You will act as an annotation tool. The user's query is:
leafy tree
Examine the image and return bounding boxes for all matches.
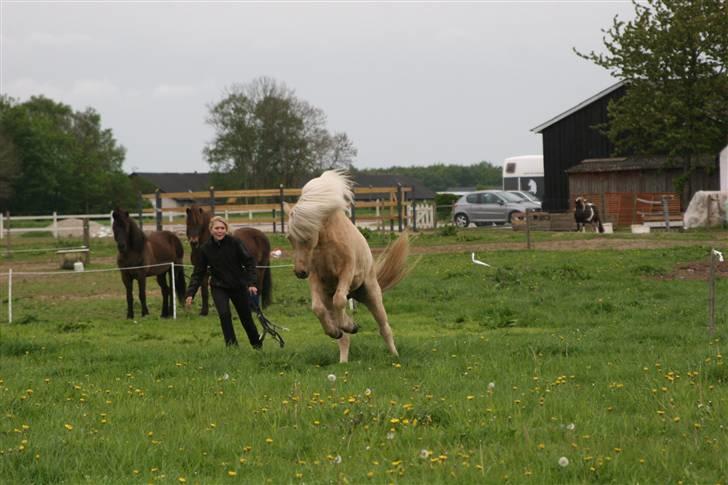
[204,77,356,188]
[0,95,134,214]
[356,161,502,192]
[576,0,728,196]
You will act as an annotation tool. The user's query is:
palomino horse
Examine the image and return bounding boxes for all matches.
[185,205,273,314]
[287,170,410,363]
[574,197,605,233]
[112,209,186,319]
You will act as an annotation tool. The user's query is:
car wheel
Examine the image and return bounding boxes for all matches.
[454,213,469,228]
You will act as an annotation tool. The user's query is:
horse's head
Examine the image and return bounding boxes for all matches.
[186,205,208,248]
[286,205,320,279]
[574,197,586,210]
[112,208,131,252]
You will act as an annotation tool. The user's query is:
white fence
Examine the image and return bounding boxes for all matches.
[1,203,436,239]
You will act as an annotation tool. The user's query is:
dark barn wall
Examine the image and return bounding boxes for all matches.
[541,85,627,211]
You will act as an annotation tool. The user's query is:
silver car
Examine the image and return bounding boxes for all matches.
[452,190,541,227]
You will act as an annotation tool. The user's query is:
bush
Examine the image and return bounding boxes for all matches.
[434,193,460,221]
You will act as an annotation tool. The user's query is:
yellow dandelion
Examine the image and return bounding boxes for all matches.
[673,416,681,423]
[64,424,73,431]
[265,438,273,444]
[178,477,187,483]
[537,443,545,449]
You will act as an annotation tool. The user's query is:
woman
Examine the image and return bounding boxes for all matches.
[185,216,261,348]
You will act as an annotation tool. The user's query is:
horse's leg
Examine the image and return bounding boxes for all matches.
[138,274,149,317]
[361,282,399,358]
[309,276,343,339]
[332,266,358,334]
[200,272,210,316]
[337,333,352,364]
[157,272,170,318]
[122,272,134,319]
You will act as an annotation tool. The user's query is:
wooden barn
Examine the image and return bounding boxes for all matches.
[531,81,627,212]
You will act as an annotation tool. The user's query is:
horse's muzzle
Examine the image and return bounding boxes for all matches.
[295,270,308,279]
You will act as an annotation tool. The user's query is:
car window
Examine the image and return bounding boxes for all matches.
[482,193,499,204]
[510,191,528,201]
[465,193,480,204]
[499,192,523,203]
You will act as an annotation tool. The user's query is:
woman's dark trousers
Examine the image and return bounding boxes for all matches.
[211,286,261,347]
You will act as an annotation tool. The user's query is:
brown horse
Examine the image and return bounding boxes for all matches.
[287,170,411,363]
[185,205,273,313]
[112,208,186,319]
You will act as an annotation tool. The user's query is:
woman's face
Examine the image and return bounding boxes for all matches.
[211,221,227,241]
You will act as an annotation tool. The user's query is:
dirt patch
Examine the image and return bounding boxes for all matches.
[659,261,728,281]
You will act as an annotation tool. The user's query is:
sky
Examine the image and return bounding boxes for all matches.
[1,1,635,174]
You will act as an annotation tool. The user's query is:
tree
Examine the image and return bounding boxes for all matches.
[204,77,356,188]
[357,161,501,192]
[0,95,134,214]
[576,0,728,197]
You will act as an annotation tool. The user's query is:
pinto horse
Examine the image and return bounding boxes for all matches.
[574,197,605,233]
[112,209,186,319]
[185,205,273,314]
[287,170,410,363]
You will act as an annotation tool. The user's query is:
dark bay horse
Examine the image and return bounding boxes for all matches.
[112,209,186,319]
[185,205,273,313]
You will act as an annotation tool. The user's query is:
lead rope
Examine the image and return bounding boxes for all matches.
[249,294,288,348]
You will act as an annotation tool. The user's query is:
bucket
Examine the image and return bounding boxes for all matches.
[73,261,85,272]
[602,222,613,234]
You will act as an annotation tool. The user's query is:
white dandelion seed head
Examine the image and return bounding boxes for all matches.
[386,431,395,440]
[223,373,230,380]
[566,423,575,431]
[333,455,342,464]
[364,388,372,396]
[327,374,336,383]
[487,382,495,390]
[558,456,569,467]
[419,449,430,459]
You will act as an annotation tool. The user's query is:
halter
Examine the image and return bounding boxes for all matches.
[249,294,287,348]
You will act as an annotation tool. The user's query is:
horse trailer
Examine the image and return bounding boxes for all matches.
[502,155,544,201]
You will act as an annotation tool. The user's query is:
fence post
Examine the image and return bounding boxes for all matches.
[171,263,177,320]
[83,219,90,265]
[525,209,532,250]
[52,211,58,239]
[272,209,277,233]
[209,186,216,216]
[412,187,417,232]
[8,268,12,323]
[662,196,671,232]
[0,212,3,240]
[155,189,162,231]
[397,184,403,232]
[137,192,144,230]
[279,185,285,233]
[5,211,10,258]
[708,250,717,335]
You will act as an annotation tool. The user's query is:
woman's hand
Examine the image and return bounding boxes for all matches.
[248,286,258,296]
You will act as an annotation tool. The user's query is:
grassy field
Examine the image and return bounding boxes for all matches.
[1,228,727,483]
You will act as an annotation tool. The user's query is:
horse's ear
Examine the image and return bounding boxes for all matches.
[198,207,204,215]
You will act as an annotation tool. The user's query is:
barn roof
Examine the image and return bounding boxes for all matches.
[565,155,716,174]
[130,172,211,193]
[531,81,626,133]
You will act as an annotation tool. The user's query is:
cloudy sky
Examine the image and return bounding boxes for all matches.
[1,1,634,173]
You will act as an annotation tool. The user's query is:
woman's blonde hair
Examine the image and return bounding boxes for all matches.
[208,215,229,233]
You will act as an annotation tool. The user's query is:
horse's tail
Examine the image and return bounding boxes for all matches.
[597,219,605,233]
[375,232,411,292]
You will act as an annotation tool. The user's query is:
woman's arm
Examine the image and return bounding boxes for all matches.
[186,249,208,299]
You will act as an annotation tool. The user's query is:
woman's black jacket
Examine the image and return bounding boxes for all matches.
[186,234,257,298]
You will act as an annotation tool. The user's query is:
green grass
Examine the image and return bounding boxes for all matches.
[1,232,728,483]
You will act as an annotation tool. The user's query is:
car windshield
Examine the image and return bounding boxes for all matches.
[510,192,530,201]
[498,191,524,203]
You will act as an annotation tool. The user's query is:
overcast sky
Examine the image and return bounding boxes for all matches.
[1,1,634,173]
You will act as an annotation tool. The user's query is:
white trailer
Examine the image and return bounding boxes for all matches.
[502,155,544,199]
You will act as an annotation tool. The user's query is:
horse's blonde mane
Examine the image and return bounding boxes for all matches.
[288,170,353,242]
